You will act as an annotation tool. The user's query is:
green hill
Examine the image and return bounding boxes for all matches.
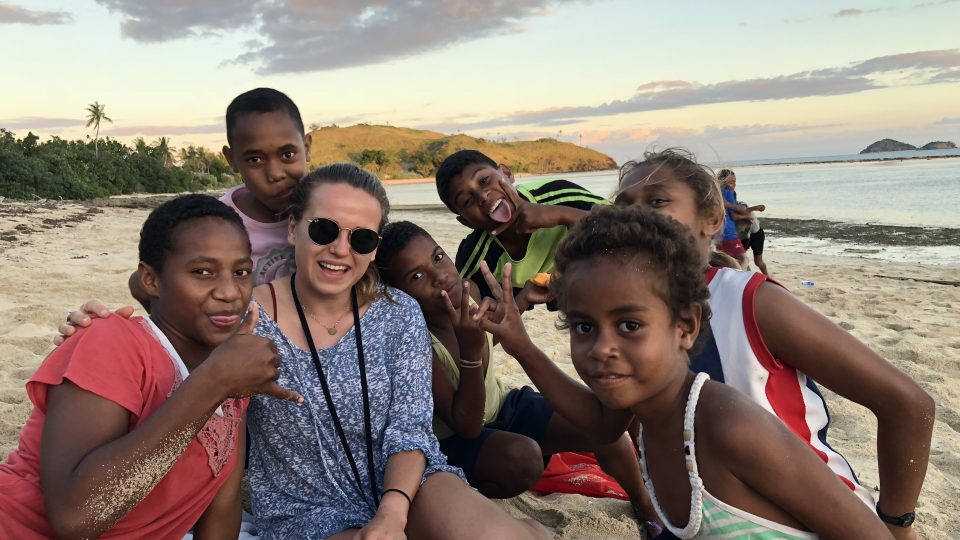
[307,124,616,179]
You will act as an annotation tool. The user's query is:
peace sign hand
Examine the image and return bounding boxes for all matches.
[475,263,534,359]
[441,281,488,367]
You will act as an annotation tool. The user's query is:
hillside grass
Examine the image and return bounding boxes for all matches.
[307,124,616,179]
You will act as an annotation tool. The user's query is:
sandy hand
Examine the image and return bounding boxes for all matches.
[207,301,304,404]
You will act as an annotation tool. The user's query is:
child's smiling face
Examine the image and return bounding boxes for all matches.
[386,234,464,312]
[563,255,697,411]
[147,217,254,350]
[448,163,516,231]
[224,110,311,215]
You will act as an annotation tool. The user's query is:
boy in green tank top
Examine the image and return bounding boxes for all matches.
[375,221,657,529]
[435,150,607,309]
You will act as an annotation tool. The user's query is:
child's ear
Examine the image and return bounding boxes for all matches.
[456,215,474,228]
[138,262,161,299]
[700,205,724,239]
[222,145,239,173]
[498,163,516,185]
[676,303,702,350]
[302,133,312,162]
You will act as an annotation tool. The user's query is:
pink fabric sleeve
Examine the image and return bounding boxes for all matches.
[27,315,149,420]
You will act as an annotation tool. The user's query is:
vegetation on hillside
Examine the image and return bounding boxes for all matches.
[0,129,237,200]
[308,124,616,179]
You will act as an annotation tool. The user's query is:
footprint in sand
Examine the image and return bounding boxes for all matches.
[838,321,855,331]
[0,390,25,405]
[884,322,912,332]
[939,408,960,435]
[879,337,901,346]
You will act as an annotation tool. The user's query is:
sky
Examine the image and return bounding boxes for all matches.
[2,0,959,163]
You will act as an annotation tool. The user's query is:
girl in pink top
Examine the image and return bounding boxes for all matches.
[0,195,301,539]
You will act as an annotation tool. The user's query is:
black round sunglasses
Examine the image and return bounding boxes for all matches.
[307,217,381,255]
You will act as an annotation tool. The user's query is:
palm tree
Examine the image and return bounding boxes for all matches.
[133,137,149,157]
[153,136,174,167]
[85,101,113,158]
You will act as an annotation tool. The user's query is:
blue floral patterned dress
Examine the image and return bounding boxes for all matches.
[247,288,464,539]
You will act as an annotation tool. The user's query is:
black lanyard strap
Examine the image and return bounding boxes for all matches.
[290,273,380,508]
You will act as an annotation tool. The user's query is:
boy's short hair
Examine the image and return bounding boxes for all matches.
[375,220,432,284]
[225,88,304,146]
[435,150,498,212]
[139,194,248,273]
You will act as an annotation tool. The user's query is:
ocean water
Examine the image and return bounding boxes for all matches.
[384,155,960,266]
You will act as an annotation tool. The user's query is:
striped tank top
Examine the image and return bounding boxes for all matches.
[638,373,817,539]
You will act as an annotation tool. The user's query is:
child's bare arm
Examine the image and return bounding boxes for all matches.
[41,310,301,538]
[477,263,631,443]
[191,417,245,539]
[431,283,489,439]
[755,282,934,535]
[709,386,893,538]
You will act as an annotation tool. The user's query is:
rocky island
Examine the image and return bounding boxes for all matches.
[860,138,957,153]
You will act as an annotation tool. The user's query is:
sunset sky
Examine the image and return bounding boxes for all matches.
[3,0,959,163]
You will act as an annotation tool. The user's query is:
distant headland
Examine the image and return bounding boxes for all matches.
[860,138,957,154]
[307,124,615,179]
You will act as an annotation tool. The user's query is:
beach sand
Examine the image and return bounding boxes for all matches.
[1,200,957,538]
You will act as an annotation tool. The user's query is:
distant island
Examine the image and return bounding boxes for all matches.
[860,138,957,154]
[306,124,615,179]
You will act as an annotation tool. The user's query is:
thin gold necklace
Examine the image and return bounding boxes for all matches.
[302,305,351,336]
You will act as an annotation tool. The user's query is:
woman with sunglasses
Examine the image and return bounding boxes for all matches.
[246,163,549,539]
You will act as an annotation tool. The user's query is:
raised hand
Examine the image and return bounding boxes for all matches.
[441,281,487,367]
[490,177,552,236]
[204,301,303,404]
[475,263,534,358]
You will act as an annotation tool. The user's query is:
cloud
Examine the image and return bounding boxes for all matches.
[426,49,960,131]
[96,0,583,73]
[0,117,85,130]
[833,8,865,16]
[104,123,222,136]
[0,2,71,24]
[914,0,959,7]
[96,0,259,42]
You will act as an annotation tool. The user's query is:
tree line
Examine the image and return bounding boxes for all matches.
[0,129,238,200]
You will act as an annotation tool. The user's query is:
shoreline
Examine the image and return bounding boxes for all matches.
[3,199,957,264]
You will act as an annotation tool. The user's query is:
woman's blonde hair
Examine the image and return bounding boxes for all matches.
[288,163,391,306]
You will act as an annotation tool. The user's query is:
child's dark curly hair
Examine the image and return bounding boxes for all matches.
[552,205,712,355]
[374,220,432,285]
[139,194,248,273]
